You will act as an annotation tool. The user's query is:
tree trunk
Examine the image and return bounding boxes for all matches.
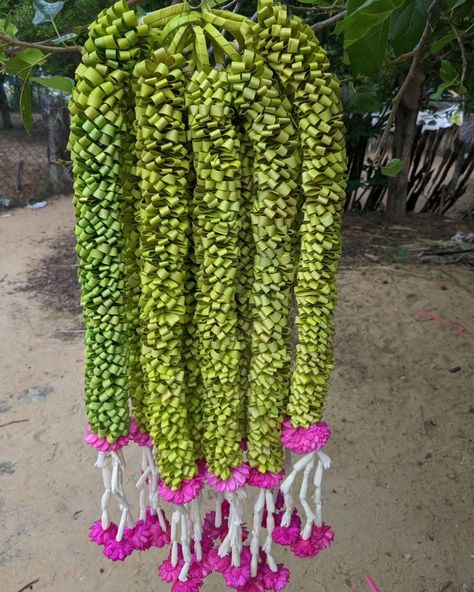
[0,74,13,130]
[386,66,425,222]
[46,95,72,195]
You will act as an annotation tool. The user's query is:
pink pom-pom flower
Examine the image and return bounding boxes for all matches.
[260,563,291,592]
[103,538,134,561]
[272,511,301,546]
[171,578,204,592]
[159,473,204,505]
[129,419,152,447]
[159,556,184,583]
[281,420,331,454]
[84,424,130,452]
[247,468,284,489]
[290,523,334,558]
[147,513,170,548]
[222,547,252,588]
[207,463,250,493]
[207,548,231,573]
[124,520,152,551]
[88,520,118,546]
[237,577,266,592]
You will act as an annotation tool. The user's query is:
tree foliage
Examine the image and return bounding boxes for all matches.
[0,0,472,217]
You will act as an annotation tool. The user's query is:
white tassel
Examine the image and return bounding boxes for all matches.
[178,507,192,582]
[314,451,331,528]
[250,489,265,577]
[170,509,181,567]
[263,490,277,572]
[137,448,149,521]
[97,453,111,530]
[313,460,323,528]
[299,454,316,540]
[190,497,203,561]
[218,491,246,566]
[145,448,167,531]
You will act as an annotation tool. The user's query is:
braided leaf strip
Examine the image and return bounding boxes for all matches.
[229,48,300,474]
[186,64,244,480]
[69,1,145,441]
[255,0,347,428]
[134,48,197,488]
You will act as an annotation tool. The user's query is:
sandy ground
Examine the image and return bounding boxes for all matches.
[0,197,473,592]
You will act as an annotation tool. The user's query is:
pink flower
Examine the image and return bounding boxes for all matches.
[237,577,265,592]
[207,464,250,493]
[124,520,152,551]
[190,558,211,579]
[103,538,134,561]
[129,419,152,447]
[149,517,170,548]
[290,523,334,558]
[272,511,301,546]
[261,563,291,592]
[159,475,204,505]
[88,520,118,545]
[223,547,252,588]
[203,509,228,540]
[84,424,130,452]
[207,548,231,573]
[159,556,184,583]
[171,578,204,592]
[313,523,334,551]
[197,534,214,555]
[281,420,331,454]
[247,469,284,489]
[275,492,284,511]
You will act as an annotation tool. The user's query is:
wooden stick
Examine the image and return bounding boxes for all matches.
[0,419,29,429]
[0,33,81,53]
[17,579,40,592]
[312,10,346,32]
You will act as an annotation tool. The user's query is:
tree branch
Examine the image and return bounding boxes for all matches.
[0,33,82,54]
[312,10,347,32]
[388,50,415,66]
[288,5,346,13]
[375,0,445,159]
[446,16,467,90]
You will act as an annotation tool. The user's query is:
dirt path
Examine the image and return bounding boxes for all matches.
[0,197,473,592]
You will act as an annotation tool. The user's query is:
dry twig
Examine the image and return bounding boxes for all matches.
[312,10,347,32]
[16,578,39,592]
[0,419,30,429]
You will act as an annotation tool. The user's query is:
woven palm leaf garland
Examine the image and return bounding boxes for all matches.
[70,0,346,589]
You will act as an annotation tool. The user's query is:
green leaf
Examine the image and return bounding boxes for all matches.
[346,83,382,112]
[431,31,456,53]
[381,158,404,177]
[336,0,409,48]
[440,59,459,84]
[431,59,460,99]
[347,18,389,77]
[31,75,74,93]
[4,48,46,79]
[20,76,33,133]
[0,18,18,37]
[448,0,468,10]
[32,0,65,25]
[389,0,431,55]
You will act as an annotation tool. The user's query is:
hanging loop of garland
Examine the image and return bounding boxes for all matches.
[69,0,346,589]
